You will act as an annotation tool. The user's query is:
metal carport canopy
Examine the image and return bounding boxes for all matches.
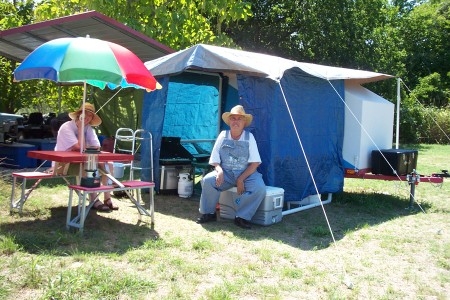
[0,10,174,63]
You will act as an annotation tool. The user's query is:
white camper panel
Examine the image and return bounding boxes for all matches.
[343,82,394,171]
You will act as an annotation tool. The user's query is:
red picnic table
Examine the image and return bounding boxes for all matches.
[10,150,155,233]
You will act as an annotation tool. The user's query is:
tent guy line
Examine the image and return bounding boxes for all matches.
[95,88,123,115]
[277,79,354,290]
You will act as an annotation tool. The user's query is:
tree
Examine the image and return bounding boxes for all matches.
[410,73,449,107]
[227,0,405,101]
[0,0,253,114]
[225,0,450,143]
[2,0,449,144]
[397,0,450,142]
[227,0,404,72]
[34,0,252,50]
[400,0,450,90]
[391,0,428,14]
[0,0,35,28]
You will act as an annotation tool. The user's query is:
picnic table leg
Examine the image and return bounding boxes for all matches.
[150,187,155,228]
[67,188,74,230]
[10,176,31,215]
[122,188,149,221]
[10,176,45,215]
[18,178,27,215]
[9,176,18,215]
[132,189,143,222]
[10,176,28,215]
[79,192,88,234]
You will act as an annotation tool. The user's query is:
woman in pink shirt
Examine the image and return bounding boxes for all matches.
[55,103,117,212]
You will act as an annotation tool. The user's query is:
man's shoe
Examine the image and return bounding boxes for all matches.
[234,217,252,229]
[196,213,217,224]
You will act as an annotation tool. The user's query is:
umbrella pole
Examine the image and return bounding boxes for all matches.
[78,81,87,179]
[80,81,87,154]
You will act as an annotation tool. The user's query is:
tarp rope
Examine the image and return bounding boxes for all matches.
[325,80,426,214]
[276,76,436,288]
[95,88,123,114]
[276,80,354,288]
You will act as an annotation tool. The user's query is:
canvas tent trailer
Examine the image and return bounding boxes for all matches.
[140,44,395,214]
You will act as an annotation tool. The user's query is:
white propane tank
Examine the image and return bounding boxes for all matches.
[178,173,193,198]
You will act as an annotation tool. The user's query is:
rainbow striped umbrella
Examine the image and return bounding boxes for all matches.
[13,36,162,152]
[14,36,161,91]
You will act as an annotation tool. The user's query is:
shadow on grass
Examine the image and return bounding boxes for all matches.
[1,205,160,255]
[153,191,431,251]
[0,189,431,255]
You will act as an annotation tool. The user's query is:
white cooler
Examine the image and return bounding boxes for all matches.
[219,186,284,226]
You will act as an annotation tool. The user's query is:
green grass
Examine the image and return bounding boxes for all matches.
[0,144,449,299]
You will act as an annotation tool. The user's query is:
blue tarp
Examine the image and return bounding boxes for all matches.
[141,69,345,201]
[238,69,345,200]
[141,73,221,186]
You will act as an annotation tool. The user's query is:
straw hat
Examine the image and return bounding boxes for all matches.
[222,105,253,127]
[68,103,102,126]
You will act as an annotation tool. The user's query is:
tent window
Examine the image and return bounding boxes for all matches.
[162,72,221,152]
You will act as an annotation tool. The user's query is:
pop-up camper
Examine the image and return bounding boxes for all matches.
[140,44,394,213]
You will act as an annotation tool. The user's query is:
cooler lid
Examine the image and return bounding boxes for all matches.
[265,186,284,196]
[224,186,284,196]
